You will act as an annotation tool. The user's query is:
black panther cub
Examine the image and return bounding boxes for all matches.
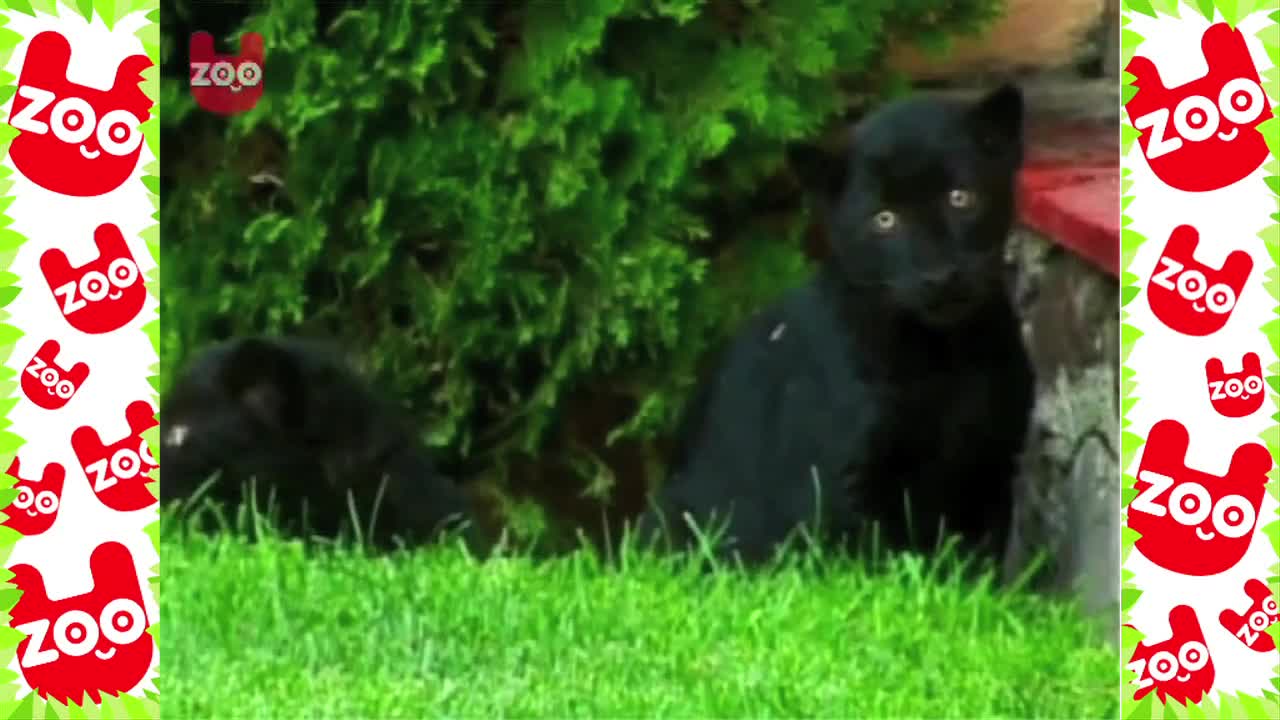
[639,85,1034,564]
[161,335,479,550]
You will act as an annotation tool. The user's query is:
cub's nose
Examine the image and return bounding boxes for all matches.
[917,267,987,325]
[920,268,962,298]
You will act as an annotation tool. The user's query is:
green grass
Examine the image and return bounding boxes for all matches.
[162,524,1120,719]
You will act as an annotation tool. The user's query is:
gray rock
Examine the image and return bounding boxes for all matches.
[1002,227,1119,641]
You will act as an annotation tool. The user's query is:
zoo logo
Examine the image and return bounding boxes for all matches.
[189,31,264,116]
[1128,419,1272,577]
[1219,579,1279,653]
[1127,605,1215,705]
[1125,23,1272,192]
[1204,352,1265,418]
[6,31,152,197]
[40,223,148,336]
[71,400,159,513]
[21,339,90,411]
[9,542,155,705]
[1,457,65,537]
[1146,224,1252,337]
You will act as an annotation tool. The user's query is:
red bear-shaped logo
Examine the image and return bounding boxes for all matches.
[1128,605,1215,705]
[1125,23,1272,192]
[41,223,147,335]
[1128,419,1272,576]
[189,32,265,116]
[7,31,152,197]
[1219,579,1279,653]
[1206,352,1265,418]
[72,400,158,512]
[21,339,90,410]
[10,542,154,704]
[1,457,65,537]
[1147,225,1251,337]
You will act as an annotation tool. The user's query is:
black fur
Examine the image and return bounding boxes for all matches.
[640,85,1034,565]
[161,335,479,550]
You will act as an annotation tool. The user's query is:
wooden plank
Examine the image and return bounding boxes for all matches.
[927,78,1119,123]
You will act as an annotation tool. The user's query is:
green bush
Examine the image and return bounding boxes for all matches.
[160,0,1003,536]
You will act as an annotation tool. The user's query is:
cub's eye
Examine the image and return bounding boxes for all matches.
[948,189,978,209]
[869,210,898,233]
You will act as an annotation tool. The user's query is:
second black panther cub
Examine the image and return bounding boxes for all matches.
[161,336,479,550]
[640,85,1034,564]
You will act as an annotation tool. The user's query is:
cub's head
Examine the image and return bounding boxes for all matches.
[160,336,385,509]
[801,85,1024,327]
[162,335,480,550]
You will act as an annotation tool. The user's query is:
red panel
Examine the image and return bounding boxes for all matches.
[1018,121,1121,277]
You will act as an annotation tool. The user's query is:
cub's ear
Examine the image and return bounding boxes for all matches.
[967,83,1024,162]
[217,337,307,431]
[787,137,852,261]
[786,130,852,202]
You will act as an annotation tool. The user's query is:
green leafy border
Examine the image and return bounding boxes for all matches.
[1258,3,1280,692]
[0,1,159,718]
[1120,1,1280,718]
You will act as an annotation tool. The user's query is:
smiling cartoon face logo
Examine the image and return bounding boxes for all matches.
[1147,225,1251,337]
[1,457,65,537]
[21,340,90,410]
[1206,352,1265,418]
[1219,579,1279,653]
[41,223,147,335]
[1128,419,1272,576]
[72,400,158,512]
[10,542,154,704]
[7,31,152,197]
[1125,23,1272,192]
[1128,606,1215,704]
[189,32,264,116]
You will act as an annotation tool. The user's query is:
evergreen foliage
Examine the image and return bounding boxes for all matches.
[160,0,1003,537]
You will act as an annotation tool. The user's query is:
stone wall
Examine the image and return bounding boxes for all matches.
[1004,226,1120,638]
